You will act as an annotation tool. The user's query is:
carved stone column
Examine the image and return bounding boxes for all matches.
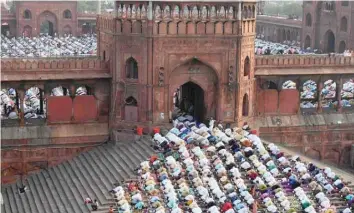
[317,81,323,113]
[18,89,25,126]
[336,77,343,112]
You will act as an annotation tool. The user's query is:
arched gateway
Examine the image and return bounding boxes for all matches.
[169,58,218,123]
[106,1,256,127]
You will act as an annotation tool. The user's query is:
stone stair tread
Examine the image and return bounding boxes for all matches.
[14,180,31,213]
[76,154,111,200]
[1,140,158,213]
[11,183,26,213]
[41,171,68,213]
[36,171,60,213]
[58,163,90,213]
[110,146,136,179]
[6,185,18,213]
[23,177,40,213]
[27,176,47,213]
[48,166,84,213]
[2,188,12,213]
[96,146,125,183]
[86,150,115,190]
[69,157,108,205]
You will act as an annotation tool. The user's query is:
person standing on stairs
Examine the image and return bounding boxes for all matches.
[91,199,99,211]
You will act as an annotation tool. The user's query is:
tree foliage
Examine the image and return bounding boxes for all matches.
[77,1,114,13]
[263,1,303,19]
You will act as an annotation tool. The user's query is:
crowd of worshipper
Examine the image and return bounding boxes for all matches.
[100,117,353,213]
[255,38,354,56]
[255,38,305,55]
[1,34,97,58]
[341,80,354,108]
[0,86,88,120]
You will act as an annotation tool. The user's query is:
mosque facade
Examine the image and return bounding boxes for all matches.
[97,1,257,129]
[0,1,97,37]
[302,1,354,53]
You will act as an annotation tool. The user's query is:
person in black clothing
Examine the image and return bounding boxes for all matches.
[91,199,98,211]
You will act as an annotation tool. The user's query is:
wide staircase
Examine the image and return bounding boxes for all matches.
[1,136,155,213]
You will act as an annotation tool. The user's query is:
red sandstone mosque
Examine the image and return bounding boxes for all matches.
[1,0,97,37]
[1,1,354,212]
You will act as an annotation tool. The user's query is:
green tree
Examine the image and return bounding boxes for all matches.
[263,1,302,18]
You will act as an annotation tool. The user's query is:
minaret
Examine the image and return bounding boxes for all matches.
[97,0,101,14]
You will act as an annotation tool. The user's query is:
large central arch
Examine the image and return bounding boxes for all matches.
[324,29,335,53]
[38,11,58,36]
[169,58,218,122]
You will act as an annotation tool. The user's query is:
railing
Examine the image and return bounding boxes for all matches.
[1,57,109,72]
[255,55,354,68]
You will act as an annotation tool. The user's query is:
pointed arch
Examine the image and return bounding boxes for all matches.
[123,20,132,33]
[304,35,311,49]
[23,9,32,19]
[132,20,142,34]
[306,13,312,27]
[173,5,180,19]
[126,57,138,79]
[125,96,138,106]
[215,22,223,34]
[187,22,195,34]
[63,25,72,35]
[244,56,250,77]
[23,25,32,37]
[168,21,177,35]
[124,96,138,122]
[340,16,347,32]
[158,21,167,34]
[177,21,186,34]
[63,9,72,19]
[324,29,335,53]
[242,93,249,116]
[338,41,346,53]
[196,22,205,34]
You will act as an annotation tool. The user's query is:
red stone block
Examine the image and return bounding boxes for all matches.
[279,90,299,114]
[73,95,98,122]
[47,96,73,123]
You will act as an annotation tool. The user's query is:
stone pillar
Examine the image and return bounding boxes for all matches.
[43,88,50,119]
[18,90,25,126]
[336,77,343,112]
[69,85,76,98]
[317,81,323,113]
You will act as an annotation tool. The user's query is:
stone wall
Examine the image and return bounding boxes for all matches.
[1,122,109,184]
[1,57,110,81]
[256,114,354,166]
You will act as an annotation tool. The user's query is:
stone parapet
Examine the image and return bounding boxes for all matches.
[1,57,110,81]
[255,55,354,69]
[257,15,302,28]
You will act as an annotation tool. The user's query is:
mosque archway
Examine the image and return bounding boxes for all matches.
[173,82,205,122]
[40,20,54,36]
[304,35,311,49]
[324,30,335,53]
[38,11,57,36]
[169,58,218,122]
[338,41,346,53]
[1,23,10,36]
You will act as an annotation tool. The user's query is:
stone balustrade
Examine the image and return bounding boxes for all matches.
[1,57,110,81]
[255,55,354,68]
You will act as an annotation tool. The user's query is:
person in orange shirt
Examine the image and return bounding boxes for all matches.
[108,206,114,213]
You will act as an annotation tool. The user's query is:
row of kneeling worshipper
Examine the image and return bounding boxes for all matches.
[1,34,96,58]
[106,116,353,213]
